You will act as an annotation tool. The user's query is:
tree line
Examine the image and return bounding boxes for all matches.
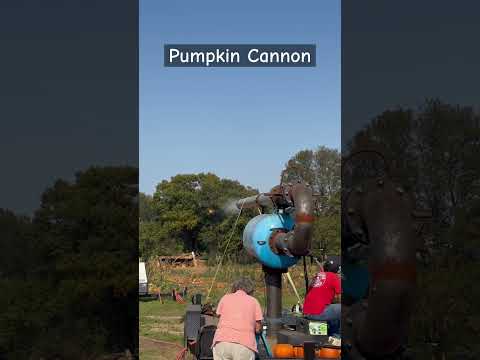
[0,167,138,358]
[139,146,341,261]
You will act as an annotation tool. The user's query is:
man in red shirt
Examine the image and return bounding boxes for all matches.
[303,256,341,337]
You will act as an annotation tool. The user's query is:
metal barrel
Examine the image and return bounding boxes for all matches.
[236,194,273,209]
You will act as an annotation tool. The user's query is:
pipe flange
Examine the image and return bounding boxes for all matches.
[269,229,286,254]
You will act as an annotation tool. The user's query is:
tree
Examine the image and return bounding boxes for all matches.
[0,209,34,278]
[28,166,137,357]
[312,192,341,256]
[142,173,257,259]
[0,166,140,358]
[281,146,341,255]
[139,192,156,222]
[282,146,341,214]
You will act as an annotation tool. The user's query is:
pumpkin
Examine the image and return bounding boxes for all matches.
[317,347,341,359]
[272,344,294,358]
[293,346,304,358]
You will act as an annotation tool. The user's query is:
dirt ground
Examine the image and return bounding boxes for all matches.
[139,336,185,360]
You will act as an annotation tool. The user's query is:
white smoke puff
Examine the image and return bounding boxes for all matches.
[222,199,240,215]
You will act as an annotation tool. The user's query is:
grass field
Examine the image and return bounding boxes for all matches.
[139,300,187,359]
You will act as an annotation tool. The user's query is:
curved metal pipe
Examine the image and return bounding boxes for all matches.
[351,181,416,357]
[272,183,314,256]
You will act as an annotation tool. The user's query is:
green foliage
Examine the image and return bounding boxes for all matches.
[0,166,139,358]
[0,209,34,278]
[139,173,257,260]
[140,221,182,258]
[410,253,480,357]
[281,146,341,256]
[282,146,341,203]
[139,192,156,222]
[313,191,341,256]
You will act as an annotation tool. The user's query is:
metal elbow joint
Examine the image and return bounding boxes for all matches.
[272,183,314,256]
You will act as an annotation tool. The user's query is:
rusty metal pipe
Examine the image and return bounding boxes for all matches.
[272,183,314,256]
[288,184,314,255]
[354,181,416,357]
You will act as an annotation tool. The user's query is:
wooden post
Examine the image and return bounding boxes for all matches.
[192,251,197,267]
[284,272,302,303]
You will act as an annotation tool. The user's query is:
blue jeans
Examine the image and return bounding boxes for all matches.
[306,303,341,338]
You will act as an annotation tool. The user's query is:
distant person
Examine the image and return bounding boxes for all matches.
[303,256,341,338]
[212,277,263,360]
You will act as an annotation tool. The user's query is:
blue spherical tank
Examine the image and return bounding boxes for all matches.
[243,213,299,269]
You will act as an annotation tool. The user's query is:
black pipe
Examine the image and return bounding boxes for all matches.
[263,266,283,336]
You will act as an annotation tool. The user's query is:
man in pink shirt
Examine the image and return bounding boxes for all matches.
[212,278,263,360]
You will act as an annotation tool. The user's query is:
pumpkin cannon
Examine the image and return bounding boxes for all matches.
[236,182,314,337]
[183,181,341,359]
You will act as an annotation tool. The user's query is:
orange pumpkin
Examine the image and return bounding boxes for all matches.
[293,346,304,358]
[317,347,341,359]
[272,344,294,358]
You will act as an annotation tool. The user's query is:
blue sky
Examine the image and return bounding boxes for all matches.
[140,0,340,194]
